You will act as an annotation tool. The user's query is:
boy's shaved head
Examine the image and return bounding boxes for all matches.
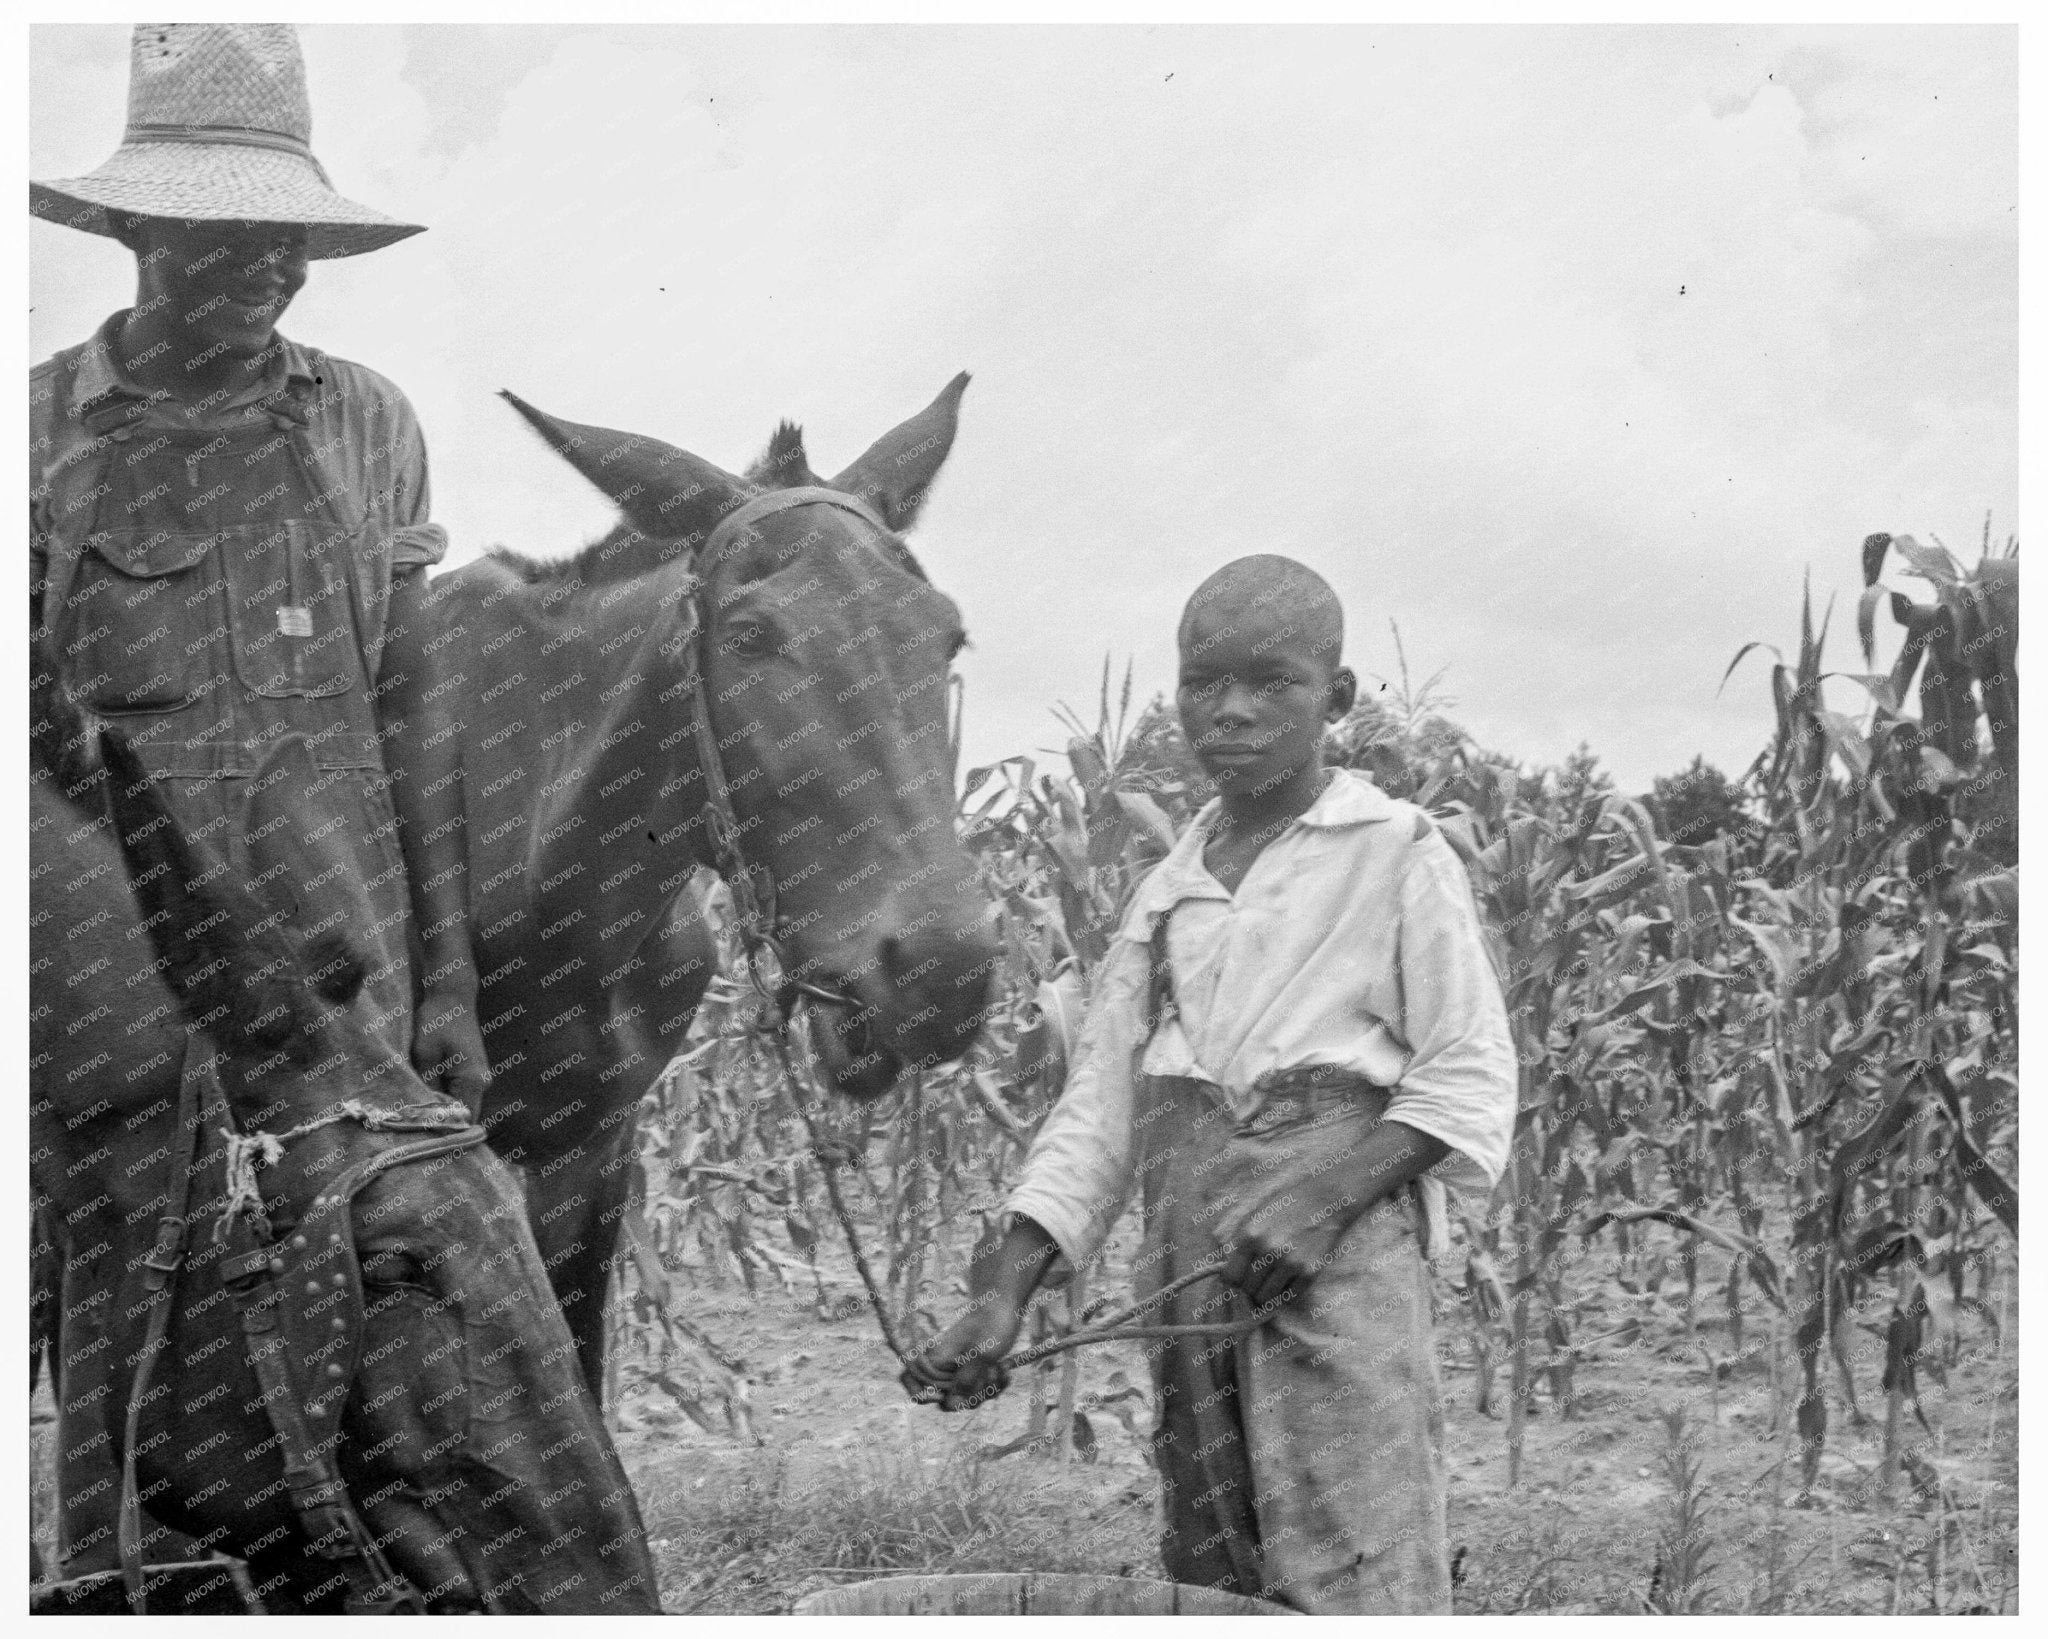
[1175,554,1356,808]
[1179,554,1344,668]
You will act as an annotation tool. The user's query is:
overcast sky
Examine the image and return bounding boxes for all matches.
[29,23,2016,792]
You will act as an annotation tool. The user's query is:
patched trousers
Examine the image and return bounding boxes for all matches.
[1133,1073,1452,1614]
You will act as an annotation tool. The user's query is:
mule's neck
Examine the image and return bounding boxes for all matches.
[524,573,718,990]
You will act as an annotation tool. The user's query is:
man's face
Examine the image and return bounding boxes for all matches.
[131,217,309,365]
[1176,607,1346,795]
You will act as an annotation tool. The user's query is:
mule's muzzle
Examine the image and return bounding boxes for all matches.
[809,994,898,1102]
[808,920,999,1098]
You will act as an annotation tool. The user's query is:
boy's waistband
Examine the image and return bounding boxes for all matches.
[1148,1064,1392,1137]
[1241,1065,1391,1137]
[1139,1067,1450,1261]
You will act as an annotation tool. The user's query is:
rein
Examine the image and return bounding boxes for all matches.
[679,490,1260,1389]
[118,1040,483,1614]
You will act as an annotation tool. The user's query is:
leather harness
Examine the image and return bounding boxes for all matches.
[118,1032,485,1614]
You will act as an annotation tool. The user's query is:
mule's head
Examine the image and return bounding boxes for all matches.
[505,377,999,1099]
[98,732,660,1611]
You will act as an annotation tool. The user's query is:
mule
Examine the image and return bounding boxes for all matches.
[29,679,661,1612]
[434,375,1000,1390]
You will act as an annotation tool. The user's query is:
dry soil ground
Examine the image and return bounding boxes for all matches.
[613,1221,2019,1616]
[30,1223,2016,1614]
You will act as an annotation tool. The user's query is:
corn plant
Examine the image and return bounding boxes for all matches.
[610,534,2016,1515]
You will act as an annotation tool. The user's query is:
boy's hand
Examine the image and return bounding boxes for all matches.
[1213,1175,1356,1312]
[899,1296,1025,1410]
[900,1214,1061,1411]
[1212,1116,1451,1310]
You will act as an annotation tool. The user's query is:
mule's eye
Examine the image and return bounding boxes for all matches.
[948,629,969,661]
[723,621,772,661]
[359,1246,428,1292]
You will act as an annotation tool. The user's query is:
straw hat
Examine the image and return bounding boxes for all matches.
[30,23,423,260]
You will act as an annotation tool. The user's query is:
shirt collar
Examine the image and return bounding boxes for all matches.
[71,309,319,429]
[1124,767,1397,930]
[1293,766,1399,829]
[1186,765,1397,839]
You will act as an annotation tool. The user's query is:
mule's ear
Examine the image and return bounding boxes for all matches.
[244,734,366,938]
[501,391,755,547]
[829,372,969,533]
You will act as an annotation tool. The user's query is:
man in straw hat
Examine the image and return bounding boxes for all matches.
[30,23,487,1576]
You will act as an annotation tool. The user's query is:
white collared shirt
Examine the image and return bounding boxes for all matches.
[1006,767,1518,1268]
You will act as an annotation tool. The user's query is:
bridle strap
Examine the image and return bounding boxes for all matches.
[699,484,893,567]
[689,488,895,1022]
[117,1031,209,1613]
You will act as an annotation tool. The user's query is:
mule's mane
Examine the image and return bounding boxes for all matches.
[484,522,693,590]
[749,421,817,489]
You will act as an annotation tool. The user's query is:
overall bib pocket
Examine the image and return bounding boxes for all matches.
[58,532,220,714]
[223,519,366,701]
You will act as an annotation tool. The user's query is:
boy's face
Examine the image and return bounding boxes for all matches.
[1176,607,1354,796]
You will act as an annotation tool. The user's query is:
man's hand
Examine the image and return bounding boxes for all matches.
[412,983,490,1115]
[1211,1116,1450,1311]
[899,1292,1026,1411]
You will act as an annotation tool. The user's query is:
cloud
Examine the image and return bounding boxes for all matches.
[29,24,2014,792]
[1785,26,2016,239]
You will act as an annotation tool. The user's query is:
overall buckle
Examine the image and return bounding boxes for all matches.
[141,1215,187,1290]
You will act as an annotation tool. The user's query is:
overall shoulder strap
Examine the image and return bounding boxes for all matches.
[32,343,104,490]
[32,343,122,580]
[1143,904,1178,1039]
[274,342,333,424]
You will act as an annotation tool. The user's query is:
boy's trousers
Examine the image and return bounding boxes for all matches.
[1133,1071,1453,1614]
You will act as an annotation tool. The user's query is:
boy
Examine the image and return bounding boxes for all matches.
[903,556,1517,1613]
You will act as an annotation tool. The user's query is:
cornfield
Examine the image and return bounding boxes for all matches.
[609,529,2018,1508]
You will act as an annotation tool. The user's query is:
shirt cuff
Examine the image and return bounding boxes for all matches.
[391,521,449,571]
[1000,1190,1111,1281]
[1382,1111,1497,1210]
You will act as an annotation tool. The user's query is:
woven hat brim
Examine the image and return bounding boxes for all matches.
[31,143,422,260]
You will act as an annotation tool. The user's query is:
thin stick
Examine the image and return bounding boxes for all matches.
[1002,1266,1279,1369]
[1079,1259,1233,1334]
[1000,1314,1263,1371]
[1054,1265,1085,1462]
